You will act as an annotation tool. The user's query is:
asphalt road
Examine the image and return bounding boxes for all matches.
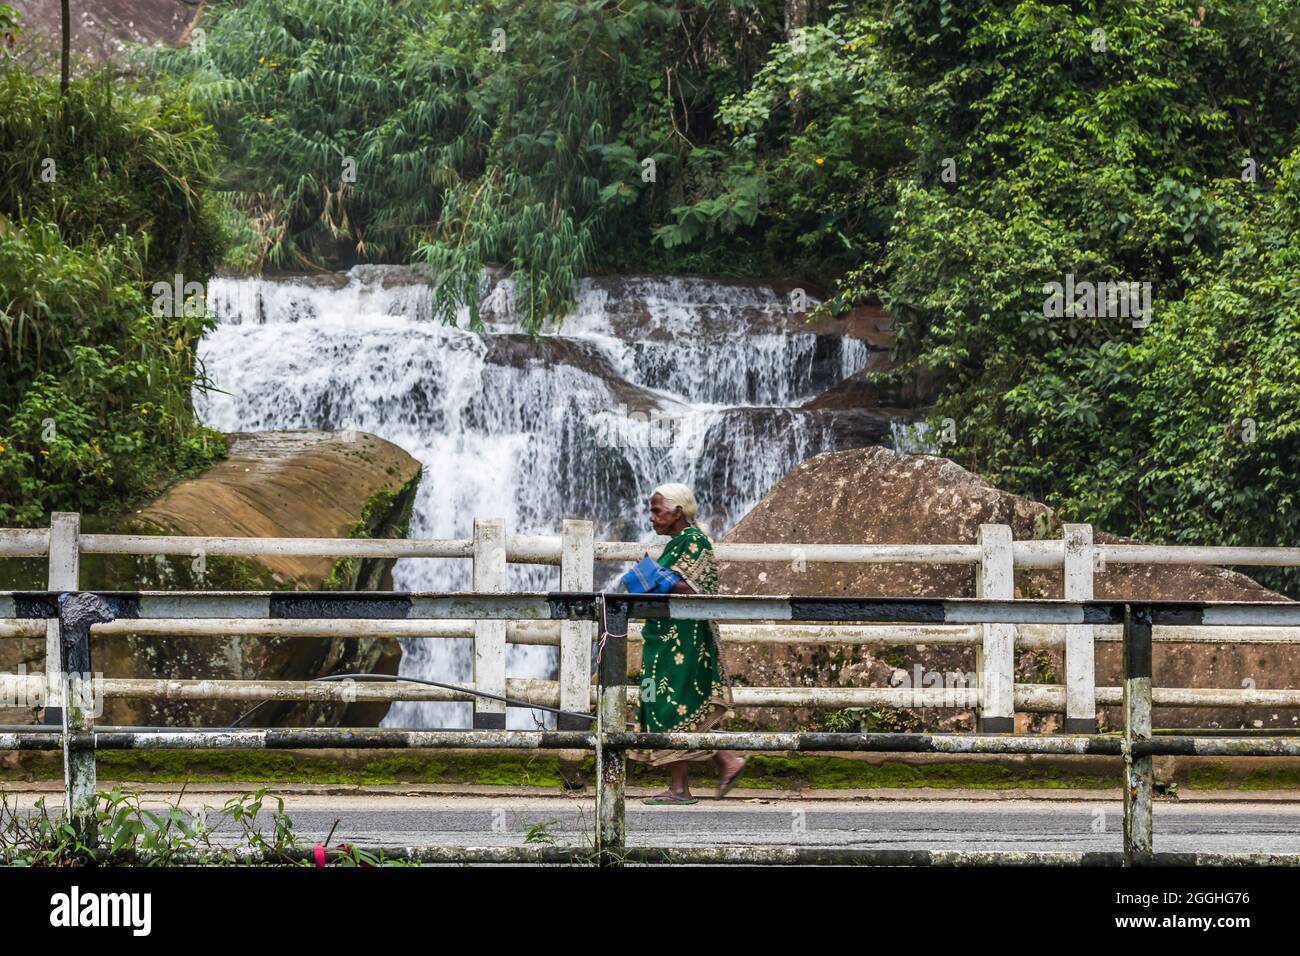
[6,790,1299,854]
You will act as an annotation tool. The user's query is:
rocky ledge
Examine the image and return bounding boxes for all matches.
[1,431,421,731]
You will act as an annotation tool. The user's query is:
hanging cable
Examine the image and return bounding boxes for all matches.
[594,590,626,672]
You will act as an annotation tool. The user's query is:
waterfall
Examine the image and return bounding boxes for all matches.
[197,266,878,728]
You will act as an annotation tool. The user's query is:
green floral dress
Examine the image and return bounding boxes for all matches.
[630,525,734,765]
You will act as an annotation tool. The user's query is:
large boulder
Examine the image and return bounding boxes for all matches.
[716,446,1292,732]
[1,430,421,729]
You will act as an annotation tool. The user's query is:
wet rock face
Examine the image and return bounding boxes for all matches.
[9,0,201,65]
[200,266,905,554]
[715,446,1293,731]
[480,335,665,416]
[87,430,421,729]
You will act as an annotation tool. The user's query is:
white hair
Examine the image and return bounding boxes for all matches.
[652,483,700,526]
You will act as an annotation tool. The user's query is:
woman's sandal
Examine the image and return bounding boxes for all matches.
[715,757,748,799]
[642,790,699,806]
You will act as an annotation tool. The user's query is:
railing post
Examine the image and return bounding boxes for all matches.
[58,592,112,847]
[975,524,1015,733]
[472,518,507,729]
[595,595,627,863]
[44,512,80,725]
[1123,603,1154,864]
[1063,524,1097,732]
[558,520,595,730]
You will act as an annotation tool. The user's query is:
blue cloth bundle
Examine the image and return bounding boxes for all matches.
[622,556,682,594]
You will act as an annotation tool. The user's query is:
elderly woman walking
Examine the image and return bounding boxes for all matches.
[627,483,746,804]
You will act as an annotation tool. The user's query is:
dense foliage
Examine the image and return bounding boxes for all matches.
[863,1,1300,591]
[0,69,228,525]
[151,0,790,324]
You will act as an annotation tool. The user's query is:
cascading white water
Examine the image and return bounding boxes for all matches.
[197,266,876,728]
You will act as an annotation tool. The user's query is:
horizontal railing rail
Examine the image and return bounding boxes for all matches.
[8,527,1300,567]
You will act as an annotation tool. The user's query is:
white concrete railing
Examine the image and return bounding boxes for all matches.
[2,513,1300,730]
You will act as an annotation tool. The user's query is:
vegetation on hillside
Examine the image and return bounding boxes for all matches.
[0,63,228,525]
[149,0,792,326]
[858,1,1300,592]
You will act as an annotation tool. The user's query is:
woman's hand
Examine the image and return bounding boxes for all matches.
[668,579,697,595]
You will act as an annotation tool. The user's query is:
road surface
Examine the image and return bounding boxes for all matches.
[4,786,1299,854]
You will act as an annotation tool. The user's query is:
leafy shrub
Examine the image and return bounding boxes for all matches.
[0,69,228,525]
[0,69,226,281]
[0,786,409,865]
[867,0,1300,591]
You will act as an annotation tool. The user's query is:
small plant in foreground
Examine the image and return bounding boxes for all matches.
[0,786,410,866]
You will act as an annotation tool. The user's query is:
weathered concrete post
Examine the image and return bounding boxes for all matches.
[595,595,627,863]
[44,512,80,725]
[1123,603,1154,864]
[472,518,507,729]
[558,520,595,730]
[59,592,113,845]
[1063,524,1097,733]
[975,524,1015,733]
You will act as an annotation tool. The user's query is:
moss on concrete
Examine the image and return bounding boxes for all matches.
[1,750,1110,790]
[1188,765,1231,789]
[4,749,1299,791]
[91,751,573,787]
[713,756,1112,790]
[1238,767,1300,790]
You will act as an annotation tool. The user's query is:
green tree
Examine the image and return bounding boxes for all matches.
[0,70,229,524]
